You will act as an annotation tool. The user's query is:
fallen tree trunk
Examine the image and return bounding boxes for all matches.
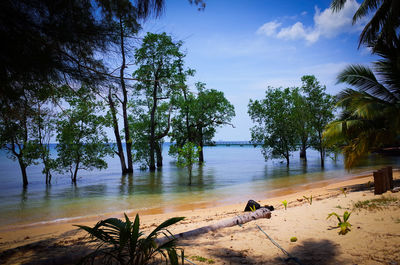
[158,208,271,245]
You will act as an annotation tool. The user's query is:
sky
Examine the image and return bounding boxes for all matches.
[139,0,375,141]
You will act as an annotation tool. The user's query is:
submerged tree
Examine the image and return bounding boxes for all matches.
[55,86,112,183]
[177,142,201,185]
[133,32,185,171]
[301,75,335,167]
[248,87,298,166]
[291,87,312,160]
[170,82,235,163]
[0,91,41,187]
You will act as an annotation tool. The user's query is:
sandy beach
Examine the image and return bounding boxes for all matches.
[1,170,400,265]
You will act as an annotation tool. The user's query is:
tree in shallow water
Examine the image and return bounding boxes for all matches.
[248,87,298,166]
[55,86,113,183]
[177,142,201,185]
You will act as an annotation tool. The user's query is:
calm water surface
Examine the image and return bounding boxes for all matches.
[0,144,398,227]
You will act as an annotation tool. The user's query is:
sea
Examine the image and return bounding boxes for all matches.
[0,143,398,228]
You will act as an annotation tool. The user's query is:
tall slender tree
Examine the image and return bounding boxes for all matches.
[133,33,184,171]
[301,75,335,167]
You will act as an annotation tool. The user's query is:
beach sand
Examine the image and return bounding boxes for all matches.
[1,171,400,264]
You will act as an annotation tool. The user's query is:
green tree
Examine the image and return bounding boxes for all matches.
[248,87,298,166]
[301,75,335,167]
[291,87,313,160]
[177,142,201,185]
[170,83,235,163]
[55,86,112,183]
[31,97,57,185]
[0,91,41,187]
[133,32,185,171]
[323,44,400,168]
[330,0,400,51]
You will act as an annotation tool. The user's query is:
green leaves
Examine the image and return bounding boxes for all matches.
[248,87,298,165]
[327,211,352,235]
[176,142,201,185]
[76,213,185,265]
[55,86,113,182]
[282,200,288,210]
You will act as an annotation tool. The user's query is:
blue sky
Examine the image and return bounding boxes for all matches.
[141,0,374,141]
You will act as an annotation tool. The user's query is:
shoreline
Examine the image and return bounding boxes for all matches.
[1,170,398,249]
[0,169,378,232]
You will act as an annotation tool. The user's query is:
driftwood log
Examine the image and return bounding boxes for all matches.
[158,208,271,245]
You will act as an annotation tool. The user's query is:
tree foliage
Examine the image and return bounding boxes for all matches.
[55,86,113,183]
[301,75,335,167]
[248,87,298,166]
[132,32,187,171]
[170,82,235,163]
[176,142,200,185]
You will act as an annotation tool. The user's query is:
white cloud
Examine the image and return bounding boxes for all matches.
[256,21,282,36]
[257,0,364,44]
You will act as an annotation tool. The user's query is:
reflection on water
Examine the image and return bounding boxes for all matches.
[0,144,399,227]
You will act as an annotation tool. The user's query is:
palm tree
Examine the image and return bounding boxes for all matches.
[323,43,400,168]
[330,0,400,51]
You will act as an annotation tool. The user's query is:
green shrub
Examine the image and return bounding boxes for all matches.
[76,213,184,265]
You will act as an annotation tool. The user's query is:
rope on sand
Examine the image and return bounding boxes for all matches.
[255,224,305,265]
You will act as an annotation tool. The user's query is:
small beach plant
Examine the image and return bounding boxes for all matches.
[249,205,257,212]
[327,211,352,235]
[282,200,288,210]
[303,195,313,205]
[76,213,185,265]
[340,188,347,197]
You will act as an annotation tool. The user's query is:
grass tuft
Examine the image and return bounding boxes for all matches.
[353,196,398,211]
[190,255,215,264]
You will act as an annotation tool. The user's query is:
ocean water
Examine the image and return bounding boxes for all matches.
[0,143,398,227]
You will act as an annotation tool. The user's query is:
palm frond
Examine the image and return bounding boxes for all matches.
[330,0,347,12]
[337,64,398,103]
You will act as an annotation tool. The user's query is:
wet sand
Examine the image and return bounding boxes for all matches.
[1,170,400,264]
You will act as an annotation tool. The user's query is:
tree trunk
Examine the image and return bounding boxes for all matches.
[108,89,128,174]
[157,208,271,245]
[188,167,192,186]
[320,147,325,168]
[72,162,79,183]
[119,18,133,174]
[300,143,307,160]
[18,157,28,187]
[198,126,204,164]
[156,142,163,168]
[285,151,290,166]
[149,82,158,171]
